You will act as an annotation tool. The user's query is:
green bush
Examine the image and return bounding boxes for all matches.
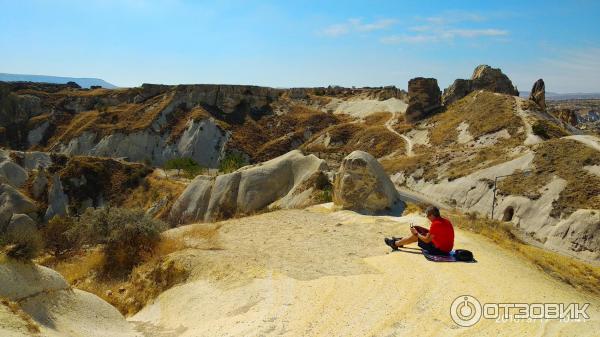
[219,152,248,173]
[69,207,167,275]
[164,157,204,178]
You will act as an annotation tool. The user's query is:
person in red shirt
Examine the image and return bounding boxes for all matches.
[384,206,454,255]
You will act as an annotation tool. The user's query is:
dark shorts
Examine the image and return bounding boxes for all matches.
[418,239,449,256]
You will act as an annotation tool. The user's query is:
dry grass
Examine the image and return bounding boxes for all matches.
[363,112,392,125]
[447,211,600,296]
[167,106,212,142]
[429,91,520,146]
[1,297,40,333]
[346,125,406,158]
[123,172,186,220]
[531,119,569,140]
[47,92,175,147]
[499,138,600,216]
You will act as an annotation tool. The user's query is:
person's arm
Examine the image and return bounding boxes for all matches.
[418,232,433,243]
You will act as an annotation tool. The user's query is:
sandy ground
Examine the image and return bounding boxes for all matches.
[130,207,600,337]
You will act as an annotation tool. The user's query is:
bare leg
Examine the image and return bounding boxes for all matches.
[395,234,418,247]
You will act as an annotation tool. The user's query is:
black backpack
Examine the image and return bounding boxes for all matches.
[454,249,474,262]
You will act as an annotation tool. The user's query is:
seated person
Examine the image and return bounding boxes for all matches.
[384,206,454,255]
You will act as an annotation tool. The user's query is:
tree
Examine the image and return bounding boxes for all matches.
[164,157,203,178]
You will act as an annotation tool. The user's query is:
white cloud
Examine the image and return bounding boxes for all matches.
[510,47,600,93]
[320,18,397,37]
[381,12,507,45]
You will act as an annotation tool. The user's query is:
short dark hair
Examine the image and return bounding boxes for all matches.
[425,205,440,218]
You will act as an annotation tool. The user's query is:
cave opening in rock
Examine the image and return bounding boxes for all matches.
[502,206,515,221]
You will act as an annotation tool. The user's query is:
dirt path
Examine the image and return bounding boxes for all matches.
[385,112,414,156]
[130,208,600,337]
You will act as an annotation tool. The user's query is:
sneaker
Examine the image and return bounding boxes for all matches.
[384,237,399,251]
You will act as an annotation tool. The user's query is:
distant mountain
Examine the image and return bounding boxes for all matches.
[0,73,117,89]
[519,91,600,100]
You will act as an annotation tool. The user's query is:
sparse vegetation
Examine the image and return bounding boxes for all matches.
[1,227,43,261]
[429,91,520,146]
[447,211,600,296]
[164,157,204,178]
[51,156,152,211]
[43,215,80,258]
[68,207,167,276]
[531,119,569,139]
[499,139,600,216]
[219,151,248,173]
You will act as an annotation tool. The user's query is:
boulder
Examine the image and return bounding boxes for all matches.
[44,174,69,221]
[442,65,519,105]
[333,151,406,214]
[0,261,140,337]
[0,160,28,188]
[405,77,441,122]
[0,183,37,226]
[169,150,328,224]
[529,79,546,110]
[441,79,472,106]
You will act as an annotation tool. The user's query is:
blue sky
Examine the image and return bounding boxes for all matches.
[1,0,599,92]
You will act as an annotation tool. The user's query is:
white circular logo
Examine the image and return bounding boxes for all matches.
[450,295,482,327]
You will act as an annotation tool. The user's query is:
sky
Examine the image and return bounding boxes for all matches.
[1,0,599,92]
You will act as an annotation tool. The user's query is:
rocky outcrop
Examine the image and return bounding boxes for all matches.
[529,79,546,110]
[442,65,519,105]
[545,209,600,261]
[405,78,441,122]
[169,150,328,224]
[0,183,37,227]
[57,118,230,167]
[553,109,578,126]
[0,261,140,337]
[333,151,405,214]
[44,174,69,221]
[0,160,27,188]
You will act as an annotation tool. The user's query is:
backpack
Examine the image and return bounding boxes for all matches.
[454,249,474,262]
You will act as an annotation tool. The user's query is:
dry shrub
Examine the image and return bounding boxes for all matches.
[43,215,80,258]
[1,227,43,261]
[68,208,167,276]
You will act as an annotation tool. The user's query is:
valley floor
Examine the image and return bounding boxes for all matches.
[129,207,600,337]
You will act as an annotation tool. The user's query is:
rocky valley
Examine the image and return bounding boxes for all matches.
[1,64,600,337]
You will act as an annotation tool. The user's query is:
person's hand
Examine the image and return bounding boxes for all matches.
[410,226,417,235]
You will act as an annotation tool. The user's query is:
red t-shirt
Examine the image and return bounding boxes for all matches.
[429,217,454,253]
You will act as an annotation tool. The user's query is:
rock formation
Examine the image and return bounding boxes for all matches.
[0,261,139,337]
[333,151,405,214]
[405,77,441,122]
[555,109,578,126]
[442,65,519,105]
[529,79,546,110]
[169,150,329,224]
